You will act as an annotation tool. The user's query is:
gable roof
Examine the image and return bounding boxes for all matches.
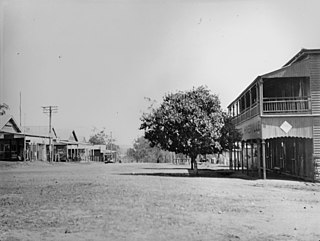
[228,48,319,108]
[52,128,78,142]
[0,115,21,133]
[283,48,320,67]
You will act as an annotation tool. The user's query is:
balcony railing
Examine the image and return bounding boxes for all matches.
[232,103,259,125]
[263,96,311,114]
[231,96,312,125]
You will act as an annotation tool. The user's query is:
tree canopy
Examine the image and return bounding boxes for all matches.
[89,128,120,151]
[89,128,108,145]
[0,103,9,115]
[140,86,224,170]
[126,136,172,163]
[219,112,242,151]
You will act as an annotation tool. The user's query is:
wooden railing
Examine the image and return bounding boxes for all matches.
[233,103,259,125]
[263,96,311,114]
[232,96,311,125]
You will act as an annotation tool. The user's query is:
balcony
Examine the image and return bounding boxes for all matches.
[231,96,311,126]
[230,77,312,125]
[232,103,259,125]
[263,96,311,114]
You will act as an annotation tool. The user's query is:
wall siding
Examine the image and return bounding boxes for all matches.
[311,55,320,182]
[313,118,320,180]
[310,55,320,115]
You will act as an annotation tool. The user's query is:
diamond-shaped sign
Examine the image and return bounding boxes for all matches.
[280,121,292,134]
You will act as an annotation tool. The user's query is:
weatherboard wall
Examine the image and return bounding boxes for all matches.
[310,55,320,181]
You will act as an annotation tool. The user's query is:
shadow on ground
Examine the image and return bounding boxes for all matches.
[142,167,190,170]
[120,168,258,180]
[121,167,307,182]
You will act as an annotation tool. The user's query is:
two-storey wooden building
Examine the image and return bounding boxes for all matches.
[228,48,320,181]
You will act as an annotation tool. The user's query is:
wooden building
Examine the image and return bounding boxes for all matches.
[227,48,320,181]
[1,117,94,162]
[1,116,50,161]
[0,115,24,160]
[52,128,93,162]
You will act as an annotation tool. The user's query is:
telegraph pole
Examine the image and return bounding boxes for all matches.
[110,131,113,160]
[42,106,58,162]
[19,92,22,126]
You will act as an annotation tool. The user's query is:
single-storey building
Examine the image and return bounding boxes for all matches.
[1,115,115,163]
[0,115,50,161]
[51,128,93,162]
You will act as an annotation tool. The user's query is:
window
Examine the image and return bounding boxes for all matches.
[251,85,257,104]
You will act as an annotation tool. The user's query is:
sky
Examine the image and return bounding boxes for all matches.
[1,0,320,146]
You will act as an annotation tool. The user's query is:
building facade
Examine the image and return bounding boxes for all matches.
[0,115,24,160]
[228,49,320,181]
[0,117,94,162]
[0,115,50,161]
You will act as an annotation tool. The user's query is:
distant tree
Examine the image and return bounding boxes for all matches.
[127,136,155,162]
[89,128,120,159]
[0,103,9,115]
[106,142,120,152]
[89,128,108,145]
[126,148,136,161]
[140,86,224,171]
[126,136,170,163]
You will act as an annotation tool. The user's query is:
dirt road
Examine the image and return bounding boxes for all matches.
[1,161,320,241]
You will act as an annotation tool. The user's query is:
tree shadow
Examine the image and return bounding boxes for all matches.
[120,168,258,180]
[262,171,307,182]
[142,167,190,170]
[121,167,308,182]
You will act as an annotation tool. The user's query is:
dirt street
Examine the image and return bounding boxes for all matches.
[1,161,320,241]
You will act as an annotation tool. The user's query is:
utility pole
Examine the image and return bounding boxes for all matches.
[42,106,58,162]
[19,92,22,126]
[110,131,113,160]
[23,113,26,161]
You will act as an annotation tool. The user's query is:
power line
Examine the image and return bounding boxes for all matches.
[42,106,58,162]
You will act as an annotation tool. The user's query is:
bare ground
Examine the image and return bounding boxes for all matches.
[0,161,320,241]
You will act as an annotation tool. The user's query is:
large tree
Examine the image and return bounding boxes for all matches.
[140,86,224,170]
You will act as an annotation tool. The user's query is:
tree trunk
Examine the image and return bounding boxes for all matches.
[229,144,233,170]
[190,155,198,175]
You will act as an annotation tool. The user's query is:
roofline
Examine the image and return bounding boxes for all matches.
[0,115,22,133]
[55,140,90,145]
[0,131,51,139]
[56,140,79,145]
[228,48,320,108]
[227,76,260,108]
[283,48,320,67]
